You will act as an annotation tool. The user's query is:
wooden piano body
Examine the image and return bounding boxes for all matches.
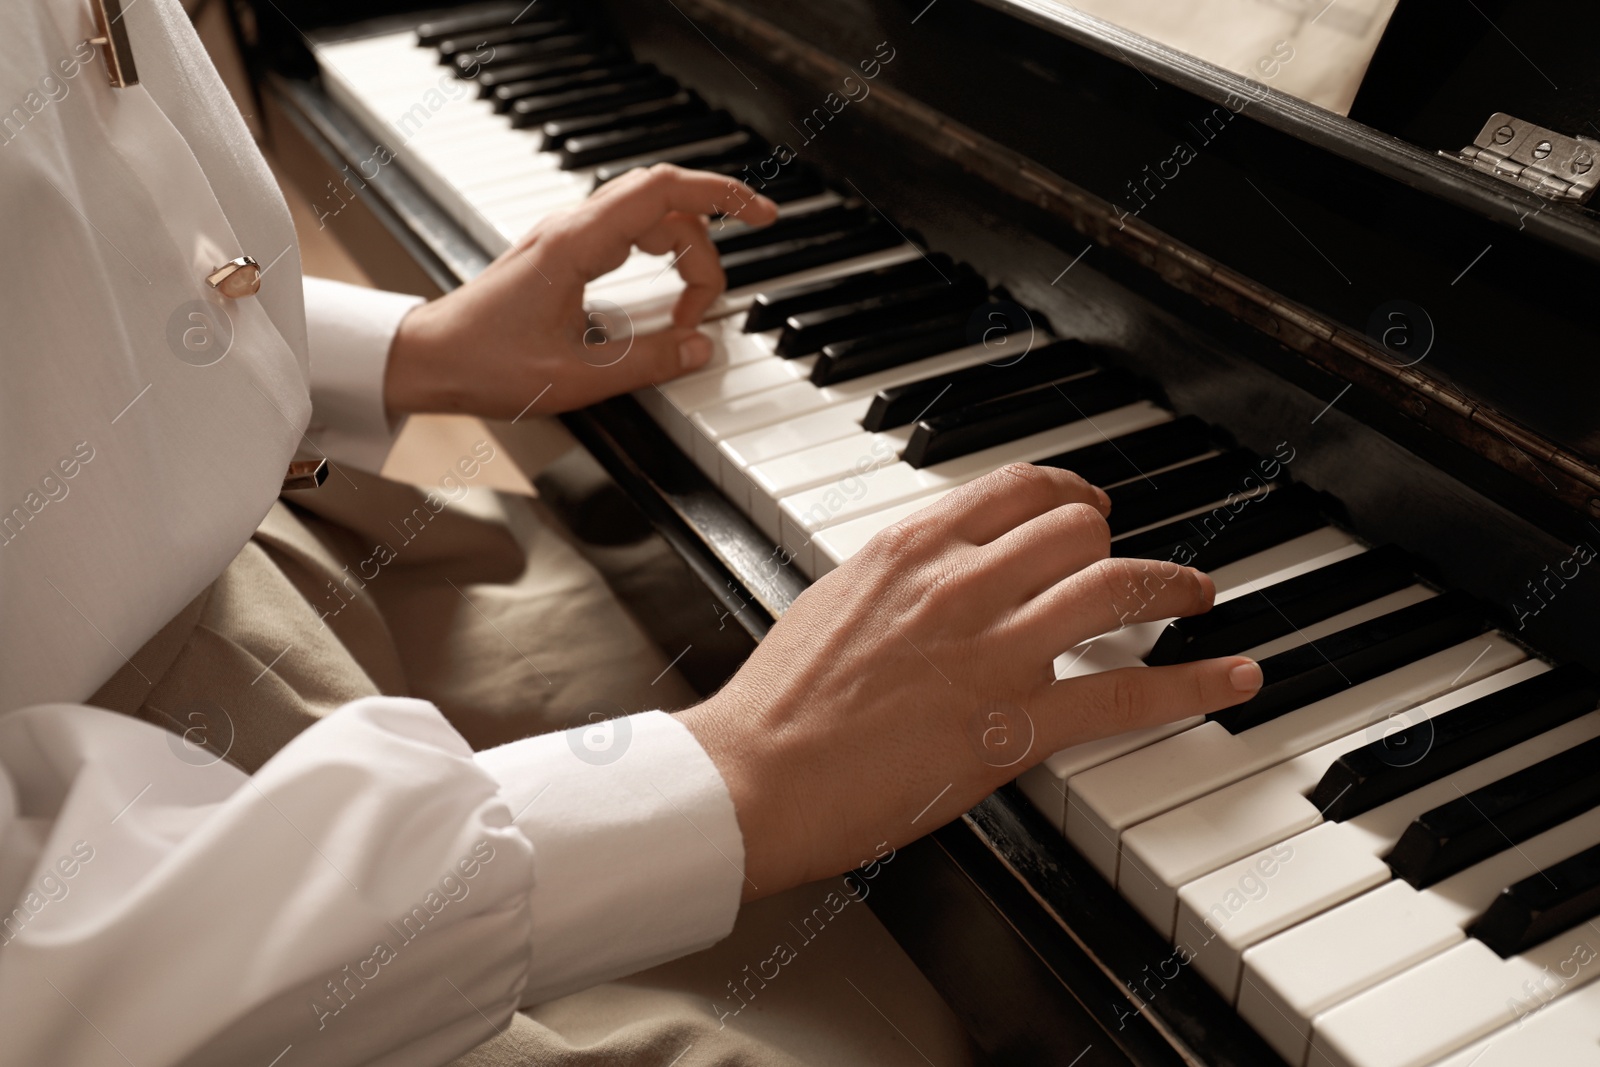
[229,0,1600,1061]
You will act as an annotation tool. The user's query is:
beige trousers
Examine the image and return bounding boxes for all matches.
[91,466,976,1067]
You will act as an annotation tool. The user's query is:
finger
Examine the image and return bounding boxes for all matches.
[978,500,1112,602]
[1008,556,1215,659]
[560,165,778,281]
[632,211,726,328]
[1034,656,1262,751]
[564,323,716,399]
[924,464,1111,546]
[590,163,779,221]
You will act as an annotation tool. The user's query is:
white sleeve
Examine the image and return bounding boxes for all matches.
[0,701,745,1067]
[477,710,747,1004]
[302,276,425,473]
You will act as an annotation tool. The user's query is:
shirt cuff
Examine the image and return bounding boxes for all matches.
[302,276,425,473]
[475,711,746,1004]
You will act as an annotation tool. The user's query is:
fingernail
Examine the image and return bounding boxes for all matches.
[1229,659,1263,693]
[1093,484,1112,514]
[1189,568,1216,605]
[758,194,779,214]
[679,333,712,369]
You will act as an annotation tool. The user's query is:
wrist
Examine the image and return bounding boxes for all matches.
[384,299,449,418]
[677,693,806,902]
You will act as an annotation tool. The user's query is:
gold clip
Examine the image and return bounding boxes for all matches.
[206,255,262,298]
[282,459,329,492]
[88,0,139,89]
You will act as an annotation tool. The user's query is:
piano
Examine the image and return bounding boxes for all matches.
[230,0,1600,1061]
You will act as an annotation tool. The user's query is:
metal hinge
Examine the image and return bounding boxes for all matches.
[1443,112,1600,204]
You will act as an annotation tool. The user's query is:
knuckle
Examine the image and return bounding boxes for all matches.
[995,462,1059,508]
[1059,502,1111,553]
[914,561,965,614]
[1104,672,1144,725]
[867,517,929,563]
[1089,557,1155,626]
[608,166,653,195]
[1094,556,1141,597]
[646,162,682,187]
[998,461,1048,487]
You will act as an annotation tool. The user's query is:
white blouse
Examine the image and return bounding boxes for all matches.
[0,1,745,1064]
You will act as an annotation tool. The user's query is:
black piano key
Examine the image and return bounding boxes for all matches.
[1147,544,1418,668]
[1209,590,1494,735]
[491,64,655,112]
[1470,839,1600,957]
[1310,664,1600,823]
[1104,449,1277,536]
[1114,482,1327,578]
[774,275,986,358]
[619,148,766,181]
[1032,415,1213,487]
[462,34,603,75]
[862,340,1097,431]
[1387,736,1600,889]
[902,371,1146,469]
[601,131,758,174]
[476,53,613,96]
[743,256,955,333]
[1037,416,1211,482]
[417,4,529,46]
[810,314,974,386]
[560,113,739,168]
[435,19,573,62]
[539,91,702,149]
[712,204,875,256]
[726,166,825,204]
[591,145,772,186]
[721,223,901,290]
[601,150,823,203]
[508,76,678,127]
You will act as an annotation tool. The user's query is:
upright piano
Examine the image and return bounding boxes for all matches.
[228,0,1600,1061]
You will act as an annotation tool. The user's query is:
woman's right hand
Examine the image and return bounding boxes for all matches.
[678,463,1263,901]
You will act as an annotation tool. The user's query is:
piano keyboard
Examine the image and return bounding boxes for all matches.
[314,7,1600,1064]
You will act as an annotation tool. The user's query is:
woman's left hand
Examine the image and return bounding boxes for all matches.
[382,164,778,420]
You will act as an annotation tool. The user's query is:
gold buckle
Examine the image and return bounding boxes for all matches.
[88,0,138,89]
[206,256,263,298]
[281,459,329,492]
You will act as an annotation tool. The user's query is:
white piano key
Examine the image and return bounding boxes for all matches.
[779,401,1171,569]
[1240,882,1463,1067]
[1430,980,1600,1067]
[1119,659,1552,938]
[1242,748,1600,1067]
[634,319,768,448]
[746,431,910,538]
[657,355,813,417]
[688,340,1024,463]
[1064,636,1525,881]
[717,401,875,508]
[1309,917,1600,1067]
[1204,529,1363,596]
[808,492,955,578]
[1181,823,1391,997]
[1175,706,1600,1002]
